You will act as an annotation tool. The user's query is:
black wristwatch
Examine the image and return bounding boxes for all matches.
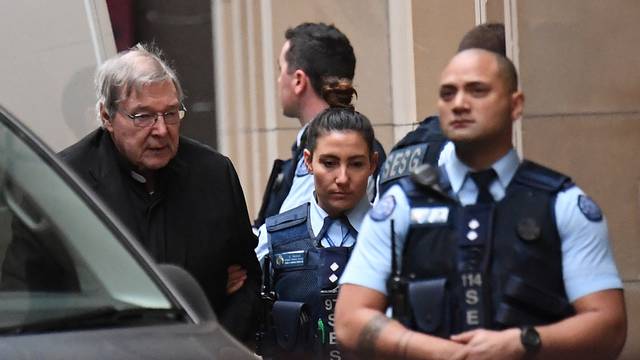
[520,326,541,354]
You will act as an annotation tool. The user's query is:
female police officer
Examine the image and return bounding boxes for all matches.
[254,79,379,359]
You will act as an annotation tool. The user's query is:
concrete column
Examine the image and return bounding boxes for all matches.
[411,0,475,123]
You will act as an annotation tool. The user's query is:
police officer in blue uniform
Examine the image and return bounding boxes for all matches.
[256,81,379,359]
[335,49,627,359]
[254,22,385,228]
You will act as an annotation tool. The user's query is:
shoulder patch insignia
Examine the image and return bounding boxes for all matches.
[370,195,396,222]
[379,143,429,184]
[295,159,310,177]
[578,195,603,222]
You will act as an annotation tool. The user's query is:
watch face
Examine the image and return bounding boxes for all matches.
[521,326,541,351]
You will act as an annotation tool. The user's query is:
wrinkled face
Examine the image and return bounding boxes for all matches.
[277,41,299,118]
[437,50,519,148]
[304,130,377,217]
[103,80,181,174]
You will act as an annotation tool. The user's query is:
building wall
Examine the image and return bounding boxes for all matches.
[412,0,475,123]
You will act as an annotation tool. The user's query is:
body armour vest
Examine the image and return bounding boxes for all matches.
[255,154,300,227]
[379,116,448,196]
[396,160,576,337]
[266,203,353,359]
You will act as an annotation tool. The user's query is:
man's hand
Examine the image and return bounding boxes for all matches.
[450,328,525,360]
[226,264,247,294]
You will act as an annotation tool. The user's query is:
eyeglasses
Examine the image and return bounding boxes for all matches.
[118,105,186,128]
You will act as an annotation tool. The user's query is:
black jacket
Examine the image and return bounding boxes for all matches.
[58,128,260,340]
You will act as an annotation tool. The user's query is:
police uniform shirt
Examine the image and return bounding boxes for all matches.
[279,124,314,214]
[340,149,622,303]
[255,192,372,261]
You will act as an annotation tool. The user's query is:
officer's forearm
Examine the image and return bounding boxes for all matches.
[534,289,626,360]
[337,309,464,360]
[335,285,464,359]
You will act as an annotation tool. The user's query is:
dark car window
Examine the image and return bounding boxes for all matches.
[0,110,174,331]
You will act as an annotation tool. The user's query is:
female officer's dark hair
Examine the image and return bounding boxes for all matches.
[305,77,375,156]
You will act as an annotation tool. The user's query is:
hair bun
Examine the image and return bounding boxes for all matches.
[321,77,357,110]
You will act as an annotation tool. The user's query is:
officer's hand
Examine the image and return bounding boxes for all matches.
[226,264,247,294]
[450,328,525,360]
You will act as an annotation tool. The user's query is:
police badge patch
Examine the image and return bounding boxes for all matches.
[578,195,603,222]
[370,195,396,221]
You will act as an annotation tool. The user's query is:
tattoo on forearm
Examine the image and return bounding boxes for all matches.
[357,314,391,358]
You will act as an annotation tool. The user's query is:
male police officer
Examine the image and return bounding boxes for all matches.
[335,49,627,359]
[378,23,505,196]
[254,22,385,228]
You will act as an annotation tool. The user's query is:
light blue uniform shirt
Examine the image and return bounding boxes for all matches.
[341,149,622,302]
[279,125,314,213]
[256,193,372,262]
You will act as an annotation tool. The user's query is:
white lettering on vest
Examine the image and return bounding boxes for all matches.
[329,349,342,359]
[465,289,479,305]
[466,310,479,325]
[461,272,482,287]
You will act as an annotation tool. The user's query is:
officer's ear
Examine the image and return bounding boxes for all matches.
[100,103,114,133]
[293,69,308,96]
[510,91,525,121]
[369,151,379,175]
[303,149,313,173]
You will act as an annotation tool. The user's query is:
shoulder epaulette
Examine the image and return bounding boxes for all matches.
[398,176,420,197]
[513,160,574,192]
[265,203,309,232]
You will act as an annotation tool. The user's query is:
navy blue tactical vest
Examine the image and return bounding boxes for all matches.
[378,116,448,196]
[266,204,352,359]
[396,160,575,337]
[255,155,300,228]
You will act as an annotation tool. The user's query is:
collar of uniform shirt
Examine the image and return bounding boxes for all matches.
[308,191,372,238]
[296,123,310,148]
[445,148,520,201]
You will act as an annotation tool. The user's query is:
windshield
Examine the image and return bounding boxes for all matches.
[0,109,175,331]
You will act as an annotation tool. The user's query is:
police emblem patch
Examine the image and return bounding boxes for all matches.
[295,159,310,177]
[517,217,541,242]
[578,195,603,222]
[370,195,396,221]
